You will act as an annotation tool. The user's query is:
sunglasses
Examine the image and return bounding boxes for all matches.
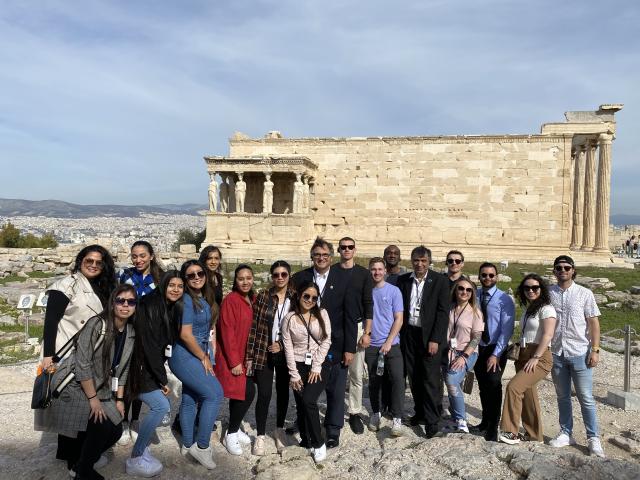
[456,286,473,293]
[302,293,319,303]
[447,258,463,265]
[480,273,496,279]
[115,297,137,306]
[272,271,289,279]
[554,265,573,272]
[524,285,541,292]
[83,258,103,268]
[186,270,206,281]
[339,244,355,251]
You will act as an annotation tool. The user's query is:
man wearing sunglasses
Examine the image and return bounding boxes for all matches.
[472,262,515,441]
[336,237,374,436]
[292,237,354,449]
[548,255,604,457]
[445,250,465,288]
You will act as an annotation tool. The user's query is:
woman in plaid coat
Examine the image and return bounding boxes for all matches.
[245,260,296,455]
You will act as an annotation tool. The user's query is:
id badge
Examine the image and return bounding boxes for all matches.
[304,352,313,366]
[521,338,527,348]
[449,338,458,350]
[164,345,173,358]
[111,377,118,392]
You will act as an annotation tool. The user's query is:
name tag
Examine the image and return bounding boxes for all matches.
[164,345,173,357]
[111,377,119,392]
[304,352,313,365]
[449,338,458,349]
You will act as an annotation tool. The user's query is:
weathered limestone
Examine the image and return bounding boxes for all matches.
[594,133,614,253]
[570,145,585,249]
[581,140,597,251]
[208,172,218,212]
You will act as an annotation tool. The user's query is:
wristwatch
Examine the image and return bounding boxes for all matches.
[591,346,601,353]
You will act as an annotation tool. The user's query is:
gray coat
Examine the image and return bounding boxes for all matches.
[34,315,135,437]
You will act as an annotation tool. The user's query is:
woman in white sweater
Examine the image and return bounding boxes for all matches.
[281,281,331,463]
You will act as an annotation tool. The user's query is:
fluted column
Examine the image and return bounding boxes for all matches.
[570,145,586,249]
[594,134,613,253]
[581,140,597,250]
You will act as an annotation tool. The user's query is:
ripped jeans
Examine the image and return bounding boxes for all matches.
[442,350,478,422]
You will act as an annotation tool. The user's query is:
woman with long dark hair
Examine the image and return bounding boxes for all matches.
[199,245,223,306]
[215,264,257,456]
[117,240,165,445]
[245,260,295,455]
[36,285,136,480]
[167,260,223,470]
[499,273,556,444]
[281,281,331,463]
[125,271,184,477]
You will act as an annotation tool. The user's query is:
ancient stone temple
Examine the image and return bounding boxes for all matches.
[203,105,623,263]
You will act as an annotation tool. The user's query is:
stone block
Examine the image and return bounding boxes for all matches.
[607,388,640,411]
[178,244,196,254]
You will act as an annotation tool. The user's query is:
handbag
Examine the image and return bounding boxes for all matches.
[31,366,56,409]
[462,371,474,395]
[506,342,521,361]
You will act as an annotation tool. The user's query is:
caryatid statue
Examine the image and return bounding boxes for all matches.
[263,173,274,214]
[302,175,310,213]
[208,172,218,212]
[220,175,229,212]
[292,173,304,213]
[235,172,247,213]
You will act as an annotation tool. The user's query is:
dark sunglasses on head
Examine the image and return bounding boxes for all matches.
[272,271,289,279]
[447,258,463,265]
[456,286,473,293]
[83,258,103,268]
[524,285,541,292]
[480,273,496,279]
[186,270,206,280]
[302,293,319,302]
[554,265,572,272]
[339,244,355,251]
[115,297,137,306]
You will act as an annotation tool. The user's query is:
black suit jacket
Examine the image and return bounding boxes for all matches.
[334,263,373,325]
[397,269,450,346]
[291,266,356,360]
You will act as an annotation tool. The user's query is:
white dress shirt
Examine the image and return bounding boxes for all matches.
[313,269,329,306]
[408,273,427,327]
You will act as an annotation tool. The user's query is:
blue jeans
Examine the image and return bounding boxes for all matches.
[442,351,478,422]
[132,389,170,457]
[169,343,223,448]
[551,352,599,438]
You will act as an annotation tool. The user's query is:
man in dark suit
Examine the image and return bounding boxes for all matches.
[397,245,449,438]
[292,236,356,448]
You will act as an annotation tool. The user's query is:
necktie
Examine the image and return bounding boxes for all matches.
[481,291,491,344]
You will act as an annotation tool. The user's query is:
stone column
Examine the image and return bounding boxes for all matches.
[581,140,597,251]
[235,172,246,213]
[570,145,586,249]
[263,172,274,214]
[594,133,613,253]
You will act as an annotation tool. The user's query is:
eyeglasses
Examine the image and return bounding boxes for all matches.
[447,258,463,265]
[456,286,473,293]
[312,253,331,259]
[272,271,289,279]
[339,244,355,251]
[480,273,496,279]
[186,270,206,281]
[115,297,137,306]
[302,293,319,302]
[83,258,103,268]
[524,285,541,292]
[554,265,572,272]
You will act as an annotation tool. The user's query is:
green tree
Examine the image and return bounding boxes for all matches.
[173,228,206,251]
[0,222,58,248]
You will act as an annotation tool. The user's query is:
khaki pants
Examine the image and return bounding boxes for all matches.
[500,344,552,441]
[347,322,366,415]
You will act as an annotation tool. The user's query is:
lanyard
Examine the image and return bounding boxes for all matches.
[452,303,468,337]
[298,313,319,350]
[275,300,287,339]
[111,328,126,377]
[413,275,426,309]
[313,271,328,304]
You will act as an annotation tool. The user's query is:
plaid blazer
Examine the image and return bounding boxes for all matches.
[246,285,295,370]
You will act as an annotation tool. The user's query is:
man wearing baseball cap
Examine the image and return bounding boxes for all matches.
[548,255,605,457]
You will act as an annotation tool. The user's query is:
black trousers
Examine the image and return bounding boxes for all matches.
[364,344,404,418]
[293,361,329,449]
[323,358,348,438]
[402,325,445,427]
[473,344,508,430]
[57,416,122,476]
[228,376,256,433]
[254,352,290,435]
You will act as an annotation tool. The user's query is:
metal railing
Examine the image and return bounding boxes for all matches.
[602,325,638,393]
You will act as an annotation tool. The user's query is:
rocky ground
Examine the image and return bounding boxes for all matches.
[1,348,639,480]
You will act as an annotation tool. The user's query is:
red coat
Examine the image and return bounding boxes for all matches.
[214,291,254,400]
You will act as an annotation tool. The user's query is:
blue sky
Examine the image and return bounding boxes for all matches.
[1,0,638,213]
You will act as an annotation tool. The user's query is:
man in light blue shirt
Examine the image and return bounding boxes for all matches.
[471,262,515,441]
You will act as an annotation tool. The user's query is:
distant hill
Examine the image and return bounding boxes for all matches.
[611,214,640,226]
[0,198,206,218]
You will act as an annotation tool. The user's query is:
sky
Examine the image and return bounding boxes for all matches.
[0,0,638,214]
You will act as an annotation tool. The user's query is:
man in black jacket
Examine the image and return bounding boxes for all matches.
[397,245,449,438]
[292,237,356,448]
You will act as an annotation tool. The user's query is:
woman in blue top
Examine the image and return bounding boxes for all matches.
[168,260,223,470]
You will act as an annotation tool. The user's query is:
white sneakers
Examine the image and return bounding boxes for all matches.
[456,419,469,433]
[118,422,132,446]
[252,435,265,456]
[223,432,244,456]
[126,448,163,477]
[549,432,577,448]
[274,428,287,453]
[188,443,217,469]
[588,437,606,458]
[236,429,252,445]
[391,418,404,437]
[368,413,381,432]
[311,443,327,463]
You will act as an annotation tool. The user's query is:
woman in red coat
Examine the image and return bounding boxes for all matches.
[215,264,256,456]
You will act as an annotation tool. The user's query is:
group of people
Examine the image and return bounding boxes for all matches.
[34,237,606,479]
